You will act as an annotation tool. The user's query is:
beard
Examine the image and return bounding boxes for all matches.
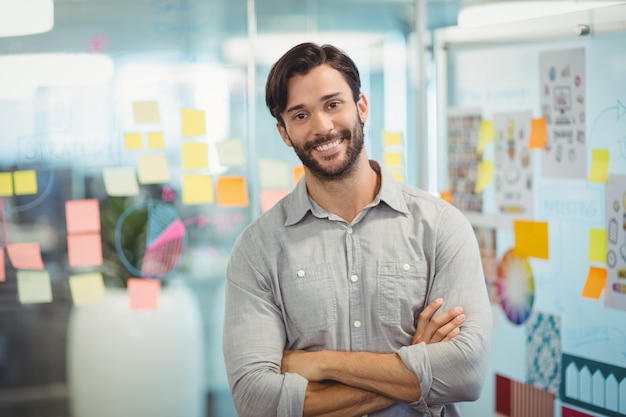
[288,114,365,181]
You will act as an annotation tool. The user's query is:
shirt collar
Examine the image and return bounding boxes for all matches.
[284,160,410,226]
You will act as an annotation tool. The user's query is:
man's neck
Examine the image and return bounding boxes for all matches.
[305,156,381,223]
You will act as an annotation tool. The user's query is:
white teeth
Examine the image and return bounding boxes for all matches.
[315,139,341,151]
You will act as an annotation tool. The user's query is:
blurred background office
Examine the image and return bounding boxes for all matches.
[1,1,626,417]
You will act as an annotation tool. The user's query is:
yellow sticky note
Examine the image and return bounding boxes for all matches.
[6,242,44,270]
[69,273,106,306]
[181,109,206,137]
[581,266,607,299]
[383,131,403,147]
[588,149,610,183]
[132,101,160,124]
[384,151,403,167]
[65,199,101,234]
[216,176,249,207]
[588,228,607,263]
[391,171,404,182]
[181,142,209,170]
[0,172,13,196]
[182,174,214,205]
[124,133,143,150]
[13,170,37,195]
[513,220,549,259]
[147,131,165,149]
[17,270,52,304]
[67,233,103,267]
[477,120,494,154]
[293,166,305,186]
[474,160,493,193]
[137,155,170,184]
[128,278,160,311]
[529,117,547,149]
[102,167,140,197]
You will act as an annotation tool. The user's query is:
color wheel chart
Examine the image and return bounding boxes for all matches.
[497,248,535,325]
[115,200,187,279]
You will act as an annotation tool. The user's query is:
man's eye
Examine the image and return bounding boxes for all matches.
[328,102,339,110]
[294,113,306,120]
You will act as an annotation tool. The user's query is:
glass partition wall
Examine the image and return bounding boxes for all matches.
[0,1,457,416]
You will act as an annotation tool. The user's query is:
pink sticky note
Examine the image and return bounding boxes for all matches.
[67,233,103,267]
[127,278,160,310]
[66,199,101,234]
[0,248,5,282]
[6,242,44,270]
[260,189,289,213]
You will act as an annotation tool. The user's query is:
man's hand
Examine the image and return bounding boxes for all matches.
[412,298,465,345]
[282,350,323,381]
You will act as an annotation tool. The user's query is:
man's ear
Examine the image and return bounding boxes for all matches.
[277,123,292,147]
[357,93,369,124]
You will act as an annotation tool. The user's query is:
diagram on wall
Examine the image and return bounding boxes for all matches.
[605,174,626,311]
[540,47,586,179]
[494,111,534,223]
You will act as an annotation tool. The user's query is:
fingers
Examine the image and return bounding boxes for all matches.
[412,298,444,344]
[412,300,466,345]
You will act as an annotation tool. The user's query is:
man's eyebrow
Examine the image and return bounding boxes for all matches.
[284,92,343,114]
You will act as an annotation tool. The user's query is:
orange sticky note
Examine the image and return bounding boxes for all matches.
[440,190,452,204]
[513,220,549,259]
[0,248,5,282]
[581,266,607,299]
[132,101,160,124]
[292,166,305,186]
[181,109,206,137]
[182,174,214,205]
[66,199,101,234]
[529,117,547,149]
[6,242,44,270]
[69,273,106,306]
[127,278,160,310]
[588,228,607,263]
[216,176,249,207]
[67,234,103,267]
[260,189,289,213]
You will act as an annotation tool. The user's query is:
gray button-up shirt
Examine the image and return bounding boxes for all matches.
[223,161,492,417]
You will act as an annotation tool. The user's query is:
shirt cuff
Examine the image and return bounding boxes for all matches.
[276,372,308,417]
[397,343,433,400]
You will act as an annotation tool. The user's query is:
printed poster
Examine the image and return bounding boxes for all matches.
[539,47,586,178]
[605,174,626,311]
[493,111,534,225]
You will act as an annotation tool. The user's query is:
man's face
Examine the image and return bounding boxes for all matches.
[277,64,368,181]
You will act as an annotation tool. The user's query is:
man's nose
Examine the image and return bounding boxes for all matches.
[311,111,333,135]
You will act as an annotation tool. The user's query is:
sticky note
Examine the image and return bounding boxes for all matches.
[181,109,206,137]
[181,142,209,170]
[259,159,290,189]
[13,170,37,195]
[529,117,547,149]
[440,190,452,204]
[0,249,5,282]
[588,149,610,183]
[581,266,607,299]
[474,160,493,193]
[147,131,165,149]
[215,139,246,166]
[17,270,52,304]
[477,119,494,153]
[69,273,106,306]
[67,234,103,267]
[124,133,143,150]
[588,228,607,263]
[293,166,305,186]
[383,131,403,147]
[128,278,160,310]
[102,167,140,197]
[182,174,214,205]
[6,242,44,270]
[384,151,403,167]
[0,172,13,196]
[260,189,289,212]
[513,220,549,259]
[65,199,101,234]
[137,155,170,184]
[132,101,160,124]
[216,176,249,207]
[391,171,404,182]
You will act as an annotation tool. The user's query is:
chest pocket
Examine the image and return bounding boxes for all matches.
[281,263,337,334]
[377,260,428,329]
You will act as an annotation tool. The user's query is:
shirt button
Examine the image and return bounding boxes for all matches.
[354,320,362,328]
[347,227,353,235]
[350,275,358,282]
[403,263,410,271]
[297,270,305,277]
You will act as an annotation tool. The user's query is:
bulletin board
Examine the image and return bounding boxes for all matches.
[435,4,626,417]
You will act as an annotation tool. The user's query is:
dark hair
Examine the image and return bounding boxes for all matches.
[265,43,362,126]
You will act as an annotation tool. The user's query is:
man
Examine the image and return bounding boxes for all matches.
[223,42,492,417]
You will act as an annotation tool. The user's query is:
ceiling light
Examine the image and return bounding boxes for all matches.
[0,0,54,37]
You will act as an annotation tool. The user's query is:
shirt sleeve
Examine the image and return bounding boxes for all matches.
[222,229,308,417]
[397,204,492,406]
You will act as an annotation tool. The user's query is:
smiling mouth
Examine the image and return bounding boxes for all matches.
[314,138,343,152]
